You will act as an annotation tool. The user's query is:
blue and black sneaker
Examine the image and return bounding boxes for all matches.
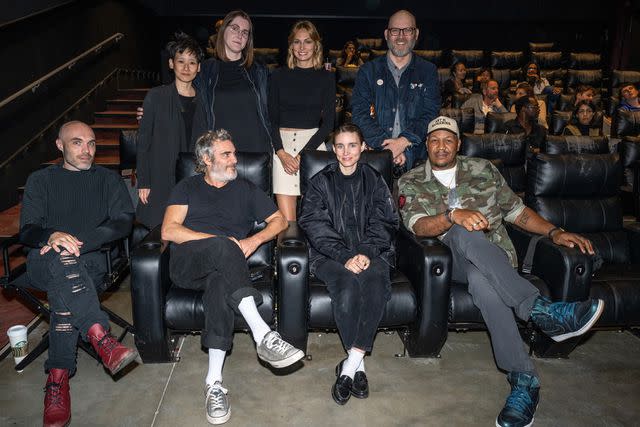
[530,296,604,342]
[496,372,540,427]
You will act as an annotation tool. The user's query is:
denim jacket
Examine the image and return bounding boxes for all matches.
[194,58,273,150]
[351,54,440,170]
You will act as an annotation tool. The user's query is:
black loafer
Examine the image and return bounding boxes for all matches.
[351,371,369,398]
[332,374,352,405]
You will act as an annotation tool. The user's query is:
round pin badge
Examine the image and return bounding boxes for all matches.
[376,79,384,86]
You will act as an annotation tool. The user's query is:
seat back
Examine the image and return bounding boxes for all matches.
[542,135,609,155]
[613,110,640,138]
[175,152,272,268]
[529,42,555,52]
[492,69,513,90]
[618,136,640,168]
[566,69,602,90]
[119,130,137,170]
[568,53,601,70]
[531,51,563,69]
[299,150,393,195]
[253,48,280,66]
[490,51,524,69]
[484,112,517,133]
[549,110,604,136]
[414,49,444,66]
[336,65,358,88]
[526,153,627,263]
[450,49,485,68]
[356,37,383,50]
[439,107,475,134]
[460,133,527,192]
[610,69,640,90]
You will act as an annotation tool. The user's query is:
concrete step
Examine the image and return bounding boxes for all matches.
[94,111,138,125]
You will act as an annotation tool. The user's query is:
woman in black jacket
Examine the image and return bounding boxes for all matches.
[298,123,399,406]
[136,33,208,228]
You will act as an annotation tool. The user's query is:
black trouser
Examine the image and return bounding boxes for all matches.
[169,237,263,351]
[314,257,391,352]
[26,250,110,374]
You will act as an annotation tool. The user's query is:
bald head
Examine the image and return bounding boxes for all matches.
[58,120,94,140]
[56,121,96,171]
[388,10,416,28]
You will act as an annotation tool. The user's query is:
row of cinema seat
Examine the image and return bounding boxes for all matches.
[129,135,640,364]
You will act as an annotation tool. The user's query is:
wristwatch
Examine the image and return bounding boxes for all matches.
[547,227,565,238]
[444,208,456,224]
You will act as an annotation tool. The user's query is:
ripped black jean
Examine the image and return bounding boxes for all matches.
[26,250,110,374]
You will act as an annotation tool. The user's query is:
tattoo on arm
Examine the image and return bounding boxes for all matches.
[518,211,530,226]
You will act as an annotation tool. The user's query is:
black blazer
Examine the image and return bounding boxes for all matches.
[136,83,208,228]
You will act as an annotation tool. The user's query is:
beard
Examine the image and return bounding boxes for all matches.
[210,164,237,182]
[386,36,415,58]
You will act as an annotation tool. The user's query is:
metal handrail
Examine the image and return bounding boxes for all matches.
[0,33,125,110]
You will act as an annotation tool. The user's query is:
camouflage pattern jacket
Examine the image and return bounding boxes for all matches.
[398,156,525,267]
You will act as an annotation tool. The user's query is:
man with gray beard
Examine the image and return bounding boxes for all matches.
[351,9,440,172]
[161,129,303,425]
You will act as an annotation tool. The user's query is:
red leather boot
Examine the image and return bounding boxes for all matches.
[86,323,138,375]
[43,368,71,427]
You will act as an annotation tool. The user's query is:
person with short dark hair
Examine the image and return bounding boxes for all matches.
[509,82,547,128]
[461,79,507,133]
[137,32,208,228]
[564,100,602,136]
[618,83,640,112]
[298,123,399,406]
[162,129,303,425]
[399,115,604,427]
[573,84,596,107]
[351,9,440,172]
[336,40,364,67]
[268,20,335,221]
[471,67,493,93]
[505,95,548,155]
[20,121,138,427]
[522,61,561,113]
[443,61,472,107]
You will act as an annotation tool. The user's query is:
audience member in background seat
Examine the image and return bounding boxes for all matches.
[461,79,507,134]
[522,61,560,113]
[162,130,303,425]
[206,19,224,57]
[471,67,493,94]
[509,82,547,128]
[299,124,398,406]
[572,84,596,108]
[137,33,208,229]
[398,115,604,427]
[268,20,335,221]
[505,95,548,157]
[351,9,440,172]
[618,83,640,112]
[443,61,472,107]
[138,10,273,154]
[336,41,364,67]
[564,100,602,137]
[20,121,138,427]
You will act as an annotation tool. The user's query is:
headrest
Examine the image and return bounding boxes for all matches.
[543,135,609,154]
[611,70,640,89]
[566,69,602,89]
[614,109,640,138]
[356,38,383,49]
[439,107,475,134]
[527,153,621,198]
[299,150,393,195]
[568,53,601,70]
[253,48,279,65]
[618,136,640,168]
[490,51,524,69]
[450,49,485,68]
[437,68,451,87]
[484,112,517,134]
[461,133,527,166]
[531,51,563,69]
[176,151,271,193]
[529,42,555,52]
[369,49,387,59]
[556,93,603,112]
[492,69,512,89]
[414,50,443,66]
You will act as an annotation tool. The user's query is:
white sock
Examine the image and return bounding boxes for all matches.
[341,348,365,379]
[356,357,365,373]
[237,296,271,344]
[206,348,226,386]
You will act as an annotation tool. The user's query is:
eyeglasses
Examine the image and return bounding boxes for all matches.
[387,27,416,36]
[228,24,250,39]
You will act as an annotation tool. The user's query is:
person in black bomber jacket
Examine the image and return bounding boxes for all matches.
[20,121,138,427]
[298,123,399,406]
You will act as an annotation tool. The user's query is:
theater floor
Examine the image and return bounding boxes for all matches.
[1,278,639,427]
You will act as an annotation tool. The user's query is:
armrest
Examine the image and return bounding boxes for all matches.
[507,224,592,301]
[130,225,174,362]
[624,222,640,264]
[396,225,452,357]
[276,221,309,352]
[1,234,25,284]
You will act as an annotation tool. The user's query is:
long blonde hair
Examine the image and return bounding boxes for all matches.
[286,20,323,70]
[215,10,254,68]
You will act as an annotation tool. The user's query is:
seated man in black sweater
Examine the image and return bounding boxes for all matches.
[19,121,138,427]
[504,96,548,157]
[161,129,304,425]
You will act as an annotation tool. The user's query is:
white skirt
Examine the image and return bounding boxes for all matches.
[273,128,326,196]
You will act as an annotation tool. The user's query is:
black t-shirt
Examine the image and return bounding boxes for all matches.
[214,59,270,153]
[167,175,277,239]
[334,165,362,251]
[178,94,196,150]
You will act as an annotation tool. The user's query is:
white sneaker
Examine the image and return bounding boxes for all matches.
[204,382,230,425]
[256,331,305,368]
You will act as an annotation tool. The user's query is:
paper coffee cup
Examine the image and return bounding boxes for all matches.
[7,325,29,365]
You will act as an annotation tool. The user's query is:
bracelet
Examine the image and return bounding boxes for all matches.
[547,227,564,239]
[444,208,456,224]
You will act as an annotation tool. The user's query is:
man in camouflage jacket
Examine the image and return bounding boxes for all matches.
[398,116,604,427]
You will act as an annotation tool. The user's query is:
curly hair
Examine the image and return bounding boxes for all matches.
[194,129,233,173]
